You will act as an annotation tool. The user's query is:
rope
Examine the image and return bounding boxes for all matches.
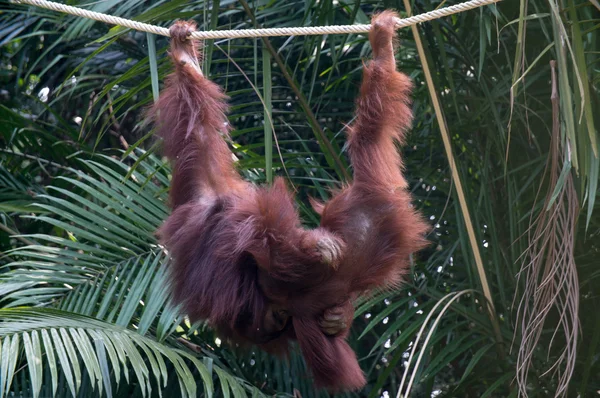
[13,0,499,39]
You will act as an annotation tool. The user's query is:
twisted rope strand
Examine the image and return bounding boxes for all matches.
[13,0,499,39]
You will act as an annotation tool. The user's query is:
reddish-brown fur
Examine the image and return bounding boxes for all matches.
[149,12,428,392]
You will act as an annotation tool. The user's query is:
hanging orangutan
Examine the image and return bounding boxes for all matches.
[148,11,428,392]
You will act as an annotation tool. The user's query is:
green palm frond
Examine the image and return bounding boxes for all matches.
[0,307,247,398]
[0,151,262,397]
[1,151,167,306]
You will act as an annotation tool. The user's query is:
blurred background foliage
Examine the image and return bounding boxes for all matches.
[0,0,598,397]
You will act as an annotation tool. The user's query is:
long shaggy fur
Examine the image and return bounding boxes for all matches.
[150,12,428,392]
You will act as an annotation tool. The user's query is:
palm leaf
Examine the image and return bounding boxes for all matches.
[0,308,238,398]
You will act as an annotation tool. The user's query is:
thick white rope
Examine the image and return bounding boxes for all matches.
[13,0,499,39]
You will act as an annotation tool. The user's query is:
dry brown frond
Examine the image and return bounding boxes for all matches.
[513,60,580,398]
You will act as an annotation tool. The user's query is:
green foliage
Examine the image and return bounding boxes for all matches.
[0,0,598,397]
